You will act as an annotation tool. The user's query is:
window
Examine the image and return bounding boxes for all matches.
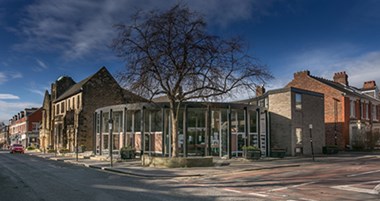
[56,104,59,115]
[32,123,39,132]
[373,105,377,120]
[77,95,80,109]
[295,93,302,109]
[361,103,364,119]
[258,99,265,107]
[366,103,369,119]
[295,128,302,145]
[61,102,64,113]
[68,99,71,110]
[350,100,356,118]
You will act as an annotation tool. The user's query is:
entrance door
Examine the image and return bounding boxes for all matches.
[235,133,245,157]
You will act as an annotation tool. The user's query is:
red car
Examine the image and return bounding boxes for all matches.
[10,144,25,154]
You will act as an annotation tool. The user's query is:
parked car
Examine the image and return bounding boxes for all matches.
[10,144,24,154]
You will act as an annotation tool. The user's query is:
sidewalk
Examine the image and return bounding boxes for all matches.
[26,151,367,179]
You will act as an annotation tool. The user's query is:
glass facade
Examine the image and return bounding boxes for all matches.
[94,102,267,158]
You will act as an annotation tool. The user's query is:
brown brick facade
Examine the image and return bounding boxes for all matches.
[287,70,380,149]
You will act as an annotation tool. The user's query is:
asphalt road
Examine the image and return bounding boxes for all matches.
[0,151,237,201]
[2,151,380,201]
[178,154,380,200]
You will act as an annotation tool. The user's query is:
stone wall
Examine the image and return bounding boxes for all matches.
[80,68,126,151]
[268,91,292,155]
[291,91,325,155]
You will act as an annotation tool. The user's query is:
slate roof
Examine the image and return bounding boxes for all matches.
[53,67,104,103]
[309,75,380,103]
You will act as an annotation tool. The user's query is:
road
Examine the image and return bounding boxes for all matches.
[0,151,238,201]
[1,151,380,201]
[177,155,380,200]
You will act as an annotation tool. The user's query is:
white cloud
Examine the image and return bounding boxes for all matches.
[0,71,23,84]
[0,100,41,123]
[0,72,5,84]
[11,72,23,79]
[28,89,45,97]
[0,94,20,100]
[14,0,277,59]
[36,58,48,69]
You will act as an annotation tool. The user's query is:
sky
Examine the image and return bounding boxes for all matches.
[1,0,380,123]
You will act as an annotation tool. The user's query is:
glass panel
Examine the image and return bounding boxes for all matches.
[126,111,133,132]
[178,109,184,155]
[211,110,220,156]
[134,111,141,132]
[102,112,109,133]
[237,110,245,133]
[113,111,123,134]
[296,128,302,145]
[144,110,150,153]
[96,134,100,154]
[151,110,162,132]
[237,134,244,157]
[96,113,100,133]
[113,134,119,150]
[103,134,109,150]
[296,93,302,109]
[187,109,206,156]
[231,111,237,133]
[220,110,228,156]
[249,110,257,133]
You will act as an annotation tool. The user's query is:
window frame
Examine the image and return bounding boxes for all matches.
[295,93,302,110]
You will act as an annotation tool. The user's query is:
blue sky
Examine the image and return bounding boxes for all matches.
[1,0,380,123]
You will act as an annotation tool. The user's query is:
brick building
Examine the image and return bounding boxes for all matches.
[8,108,42,147]
[0,122,9,148]
[40,67,145,153]
[247,87,325,156]
[287,70,380,149]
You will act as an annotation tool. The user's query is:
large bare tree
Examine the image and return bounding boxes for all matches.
[112,5,272,157]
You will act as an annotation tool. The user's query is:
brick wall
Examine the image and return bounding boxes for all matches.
[287,72,347,149]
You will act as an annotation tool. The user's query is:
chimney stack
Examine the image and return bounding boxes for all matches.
[256,85,266,97]
[363,80,376,90]
[293,70,310,79]
[333,71,348,86]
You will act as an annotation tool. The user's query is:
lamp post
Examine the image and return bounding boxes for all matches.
[108,118,113,167]
[309,124,315,161]
[42,136,46,154]
[76,127,78,162]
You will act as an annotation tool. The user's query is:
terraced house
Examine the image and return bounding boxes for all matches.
[8,108,42,148]
[40,67,145,153]
[287,70,380,150]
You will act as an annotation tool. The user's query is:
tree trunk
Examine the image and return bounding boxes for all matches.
[170,109,179,157]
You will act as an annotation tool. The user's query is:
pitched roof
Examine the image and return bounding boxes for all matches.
[122,89,148,103]
[151,95,170,103]
[309,75,380,103]
[54,67,105,103]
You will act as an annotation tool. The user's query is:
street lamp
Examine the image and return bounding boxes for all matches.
[42,136,46,154]
[309,124,315,161]
[75,127,78,162]
[108,118,113,167]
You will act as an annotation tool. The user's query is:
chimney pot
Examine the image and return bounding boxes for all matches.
[333,71,349,86]
[294,70,310,79]
[363,80,376,90]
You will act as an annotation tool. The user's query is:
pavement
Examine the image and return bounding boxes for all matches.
[25,151,375,179]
